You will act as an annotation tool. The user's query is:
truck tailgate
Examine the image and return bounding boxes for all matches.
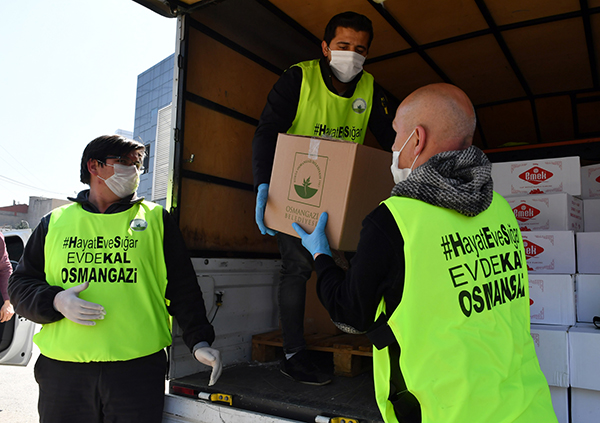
[168,352,383,423]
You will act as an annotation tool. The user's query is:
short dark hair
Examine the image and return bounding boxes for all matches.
[323,11,374,49]
[80,135,145,185]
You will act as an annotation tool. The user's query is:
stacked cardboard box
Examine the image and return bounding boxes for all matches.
[492,157,579,423]
[493,157,600,423]
[581,164,600,233]
[530,324,570,419]
[570,165,600,422]
[576,165,600,325]
[568,324,600,422]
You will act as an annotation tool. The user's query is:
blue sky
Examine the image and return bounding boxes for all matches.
[0,0,176,207]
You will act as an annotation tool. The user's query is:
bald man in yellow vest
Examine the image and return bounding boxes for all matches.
[294,83,558,423]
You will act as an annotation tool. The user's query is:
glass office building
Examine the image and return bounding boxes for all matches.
[134,54,174,202]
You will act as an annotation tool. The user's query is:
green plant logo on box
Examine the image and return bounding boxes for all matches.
[288,153,328,207]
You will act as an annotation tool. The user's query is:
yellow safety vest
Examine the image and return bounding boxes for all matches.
[36,201,171,362]
[287,60,373,144]
[374,193,557,423]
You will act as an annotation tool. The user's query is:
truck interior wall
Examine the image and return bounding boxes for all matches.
[304,274,338,335]
[189,0,321,71]
[177,11,344,343]
[505,19,592,93]
[477,93,600,149]
[168,258,281,378]
[177,13,387,255]
[535,96,575,142]
[179,180,269,253]
[185,28,280,119]
[477,100,537,146]
[172,1,600,387]
[578,96,600,135]
[181,103,255,183]
[160,0,600,157]
[178,19,281,255]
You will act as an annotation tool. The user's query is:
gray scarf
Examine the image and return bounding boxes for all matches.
[391,145,493,216]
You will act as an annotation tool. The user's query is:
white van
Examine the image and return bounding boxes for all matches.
[0,228,37,366]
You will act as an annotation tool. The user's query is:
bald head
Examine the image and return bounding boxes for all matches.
[394,83,476,155]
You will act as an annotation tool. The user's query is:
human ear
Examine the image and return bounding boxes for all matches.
[413,125,426,156]
[88,159,99,176]
[321,40,329,58]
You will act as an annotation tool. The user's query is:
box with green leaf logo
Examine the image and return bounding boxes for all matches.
[264,134,393,251]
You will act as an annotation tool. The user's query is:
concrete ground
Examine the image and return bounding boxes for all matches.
[0,341,40,423]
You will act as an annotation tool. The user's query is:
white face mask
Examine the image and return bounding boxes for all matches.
[328,49,366,83]
[391,129,420,184]
[98,163,140,198]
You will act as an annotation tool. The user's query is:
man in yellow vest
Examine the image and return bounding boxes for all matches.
[9,135,221,423]
[252,11,395,385]
[294,84,558,422]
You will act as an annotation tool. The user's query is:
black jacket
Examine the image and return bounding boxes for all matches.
[8,190,215,352]
[315,146,495,334]
[315,204,405,333]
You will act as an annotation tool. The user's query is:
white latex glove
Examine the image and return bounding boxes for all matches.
[53,281,106,326]
[194,346,222,386]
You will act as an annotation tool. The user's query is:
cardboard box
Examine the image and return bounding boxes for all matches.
[569,324,600,391]
[581,163,600,198]
[583,199,600,232]
[491,156,581,197]
[548,386,568,423]
[530,324,570,387]
[507,193,583,232]
[576,232,600,274]
[529,275,575,326]
[575,274,600,323]
[265,134,393,251]
[571,388,600,423]
[521,231,576,273]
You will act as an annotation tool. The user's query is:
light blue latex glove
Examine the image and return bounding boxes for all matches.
[292,212,332,258]
[255,183,277,236]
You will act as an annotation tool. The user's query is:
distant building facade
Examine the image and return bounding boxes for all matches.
[134,54,175,205]
[0,203,29,229]
[0,197,70,229]
[115,129,134,139]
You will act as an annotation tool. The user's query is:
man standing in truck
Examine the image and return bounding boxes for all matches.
[252,11,395,385]
[294,83,558,422]
[9,135,222,423]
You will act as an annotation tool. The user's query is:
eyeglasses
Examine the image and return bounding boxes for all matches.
[102,156,144,171]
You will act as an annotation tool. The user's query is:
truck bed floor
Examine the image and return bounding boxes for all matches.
[169,350,384,423]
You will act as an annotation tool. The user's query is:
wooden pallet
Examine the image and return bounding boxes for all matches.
[252,330,373,377]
